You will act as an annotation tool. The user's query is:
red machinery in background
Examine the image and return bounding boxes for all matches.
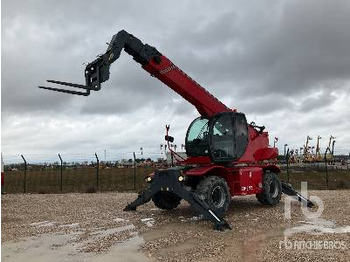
[39,30,313,230]
[1,153,4,194]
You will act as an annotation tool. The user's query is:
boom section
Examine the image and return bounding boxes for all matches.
[143,56,231,116]
[39,30,231,117]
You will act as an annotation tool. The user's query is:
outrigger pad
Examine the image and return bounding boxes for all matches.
[281,182,315,208]
[124,168,232,231]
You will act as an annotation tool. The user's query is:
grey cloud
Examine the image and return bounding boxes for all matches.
[298,92,336,112]
[2,0,350,157]
[238,94,294,115]
[163,0,350,99]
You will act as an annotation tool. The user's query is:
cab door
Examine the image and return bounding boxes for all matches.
[209,113,235,162]
[209,113,248,163]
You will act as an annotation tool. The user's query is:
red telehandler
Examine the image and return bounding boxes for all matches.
[39,30,313,230]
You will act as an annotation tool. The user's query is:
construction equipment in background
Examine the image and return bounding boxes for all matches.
[314,135,322,162]
[331,140,336,156]
[292,147,304,163]
[289,148,304,163]
[289,148,296,163]
[39,30,314,230]
[286,148,302,164]
[325,135,336,162]
[303,135,314,162]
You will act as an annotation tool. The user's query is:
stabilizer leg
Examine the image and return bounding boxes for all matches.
[124,184,160,211]
[124,169,232,230]
[173,186,231,231]
[281,182,315,208]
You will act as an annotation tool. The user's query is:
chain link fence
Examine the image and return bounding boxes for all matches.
[279,162,350,190]
[3,163,157,194]
[2,155,350,194]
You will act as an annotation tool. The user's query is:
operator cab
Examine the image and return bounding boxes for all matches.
[185,112,248,163]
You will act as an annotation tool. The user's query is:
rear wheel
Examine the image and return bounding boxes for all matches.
[256,172,282,206]
[152,191,181,210]
[196,176,231,216]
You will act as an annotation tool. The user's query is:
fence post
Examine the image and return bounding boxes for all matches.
[21,155,27,193]
[286,148,290,183]
[324,148,330,188]
[58,154,63,192]
[1,153,4,194]
[95,153,99,190]
[133,152,136,191]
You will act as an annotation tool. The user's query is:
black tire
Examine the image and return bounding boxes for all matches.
[256,172,282,206]
[152,191,181,210]
[195,176,231,216]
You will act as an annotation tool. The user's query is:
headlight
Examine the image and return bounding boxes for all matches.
[178,175,184,182]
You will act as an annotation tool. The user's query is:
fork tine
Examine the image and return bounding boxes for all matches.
[46,80,90,89]
[46,79,99,91]
[38,86,90,96]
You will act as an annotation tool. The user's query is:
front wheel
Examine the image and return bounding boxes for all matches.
[152,191,181,210]
[195,176,231,216]
[256,172,282,206]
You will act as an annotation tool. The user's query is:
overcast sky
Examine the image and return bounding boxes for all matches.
[2,0,350,163]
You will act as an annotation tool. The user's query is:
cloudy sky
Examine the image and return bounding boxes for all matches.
[2,0,350,163]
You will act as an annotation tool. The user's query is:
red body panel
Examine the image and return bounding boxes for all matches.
[238,129,278,163]
[184,165,276,196]
[144,57,232,117]
[230,167,263,195]
[254,148,279,161]
[185,166,228,176]
[182,156,212,165]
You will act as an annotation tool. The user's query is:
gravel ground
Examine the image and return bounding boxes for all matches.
[1,190,349,261]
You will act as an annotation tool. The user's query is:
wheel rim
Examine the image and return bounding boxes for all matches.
[211,186,225,208]
[269,181,279,198]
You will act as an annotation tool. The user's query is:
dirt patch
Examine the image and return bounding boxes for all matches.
[1,191,349,261]
[2,233,150,262]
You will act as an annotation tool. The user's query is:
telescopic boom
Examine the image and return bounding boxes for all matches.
[39,30,231,117]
